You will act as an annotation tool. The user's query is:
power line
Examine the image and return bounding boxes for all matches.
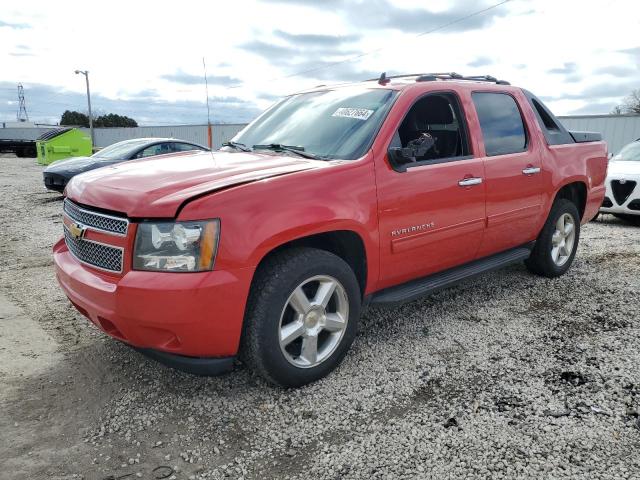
[227,0,513,89]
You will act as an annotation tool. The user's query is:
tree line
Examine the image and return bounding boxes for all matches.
[611,89,640,115]
[60,110,138,128]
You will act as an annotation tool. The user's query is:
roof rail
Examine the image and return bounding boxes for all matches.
[366,72,510,85]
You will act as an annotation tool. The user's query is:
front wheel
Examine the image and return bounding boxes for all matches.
[241,248,361,387]
[526,199,580,277]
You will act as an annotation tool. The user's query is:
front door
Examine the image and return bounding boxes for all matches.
[375,92,486,290]
[470,92,544,257]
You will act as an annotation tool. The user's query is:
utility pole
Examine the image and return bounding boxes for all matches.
[203,57,213,149]
[75,70,94,149]
[17,84,29,122]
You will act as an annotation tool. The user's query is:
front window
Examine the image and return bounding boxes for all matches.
[230,87,398,160]
[612,141,640,161]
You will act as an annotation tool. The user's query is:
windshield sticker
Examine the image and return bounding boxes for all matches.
[332,107,374,121]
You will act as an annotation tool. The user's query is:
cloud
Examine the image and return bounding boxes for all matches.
[256,92,283,102]
[10,44,35,57]
[0,19,30,29]
[619,47,640,57]
[274,30,360,48]
[240,28,369,82]
[239,37,378,82]
[242,1,509,82]
[0,81,260,125]
[467,56,493,68]
[543,80,638,103]
[263,0,508,33]
[239,40,298,60]
[238,37,363,79]
[547,62,578,75]
[282,59,380,82]
[594,65,638,76]
[161,70,241,86]
[240,33,359,62]
[568,101,618,115]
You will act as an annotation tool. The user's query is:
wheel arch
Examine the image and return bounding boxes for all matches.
[553,180,587,220]
[251,230,369,298]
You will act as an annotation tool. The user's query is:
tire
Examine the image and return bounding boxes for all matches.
[525,198,580,278]
[241,247,361,388]
[612,213,640,226]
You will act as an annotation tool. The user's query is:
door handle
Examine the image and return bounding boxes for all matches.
[458,177,483,187]
[522,166,541,175]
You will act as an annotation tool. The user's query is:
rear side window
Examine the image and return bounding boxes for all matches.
[472,92,527,156]
[172,143,205,152]
[531,98,560,131]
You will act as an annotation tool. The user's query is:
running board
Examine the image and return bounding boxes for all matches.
[370,245,533,307]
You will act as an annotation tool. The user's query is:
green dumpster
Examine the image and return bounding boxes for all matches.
[36,127,92,165]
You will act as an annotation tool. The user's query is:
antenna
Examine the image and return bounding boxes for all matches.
[17,84,28,122]
[203,57,213,149]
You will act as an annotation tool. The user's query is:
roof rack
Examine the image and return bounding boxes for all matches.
[371,72,510,86]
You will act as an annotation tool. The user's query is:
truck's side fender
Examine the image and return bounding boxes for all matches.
[178,154,381,295]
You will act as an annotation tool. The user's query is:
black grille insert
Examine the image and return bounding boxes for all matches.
[611,180,636,205]
[601,196,613,208]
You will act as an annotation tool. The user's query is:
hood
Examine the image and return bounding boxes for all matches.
[607,160,640,177]
[65,150,327,218]
[45,156,120,174]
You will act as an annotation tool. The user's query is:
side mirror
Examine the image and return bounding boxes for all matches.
[388,133,436,165]
[388,146,414,164]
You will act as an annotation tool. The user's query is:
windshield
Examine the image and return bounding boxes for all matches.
[612,141,640,161]
[92,139,151,160]
[230,88,398,160]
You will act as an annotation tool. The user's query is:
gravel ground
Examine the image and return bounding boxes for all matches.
[1,154,639,480]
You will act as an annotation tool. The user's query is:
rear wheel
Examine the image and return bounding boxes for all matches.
[526,199,580,277]
[241,247,361,387]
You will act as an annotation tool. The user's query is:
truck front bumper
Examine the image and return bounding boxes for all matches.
[53,238,254,373]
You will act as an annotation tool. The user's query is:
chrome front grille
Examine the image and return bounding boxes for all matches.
[64,227,124,272]
[63,199,128,236]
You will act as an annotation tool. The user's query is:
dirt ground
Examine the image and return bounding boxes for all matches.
[1,154,639,480]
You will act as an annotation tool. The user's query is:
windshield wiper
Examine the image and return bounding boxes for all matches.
[252,143,324,160]
[221,141,252,152]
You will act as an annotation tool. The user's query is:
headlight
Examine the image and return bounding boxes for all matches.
[133,219,220,272]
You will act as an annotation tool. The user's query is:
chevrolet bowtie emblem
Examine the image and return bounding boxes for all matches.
[69,222,86,240]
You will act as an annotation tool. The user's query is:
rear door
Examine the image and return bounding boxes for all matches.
[471,92,544,257]
[375,91,486,289]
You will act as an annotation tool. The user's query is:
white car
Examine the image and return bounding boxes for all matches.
[600,139,640,224]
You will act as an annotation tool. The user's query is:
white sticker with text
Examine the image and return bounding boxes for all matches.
[332,107,374,121]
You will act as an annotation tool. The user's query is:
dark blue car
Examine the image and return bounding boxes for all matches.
[43,137,209,193]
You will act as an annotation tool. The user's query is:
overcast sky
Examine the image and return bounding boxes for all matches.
[1,0,638,125]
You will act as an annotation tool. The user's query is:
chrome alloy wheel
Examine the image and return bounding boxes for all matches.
[551,213,576,266]
[278,275,349,368]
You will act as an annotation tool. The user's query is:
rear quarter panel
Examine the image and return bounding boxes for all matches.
[542,141,608,224]
[177,154,381,294]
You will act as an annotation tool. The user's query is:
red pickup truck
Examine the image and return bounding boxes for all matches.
[53,73,607,387]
